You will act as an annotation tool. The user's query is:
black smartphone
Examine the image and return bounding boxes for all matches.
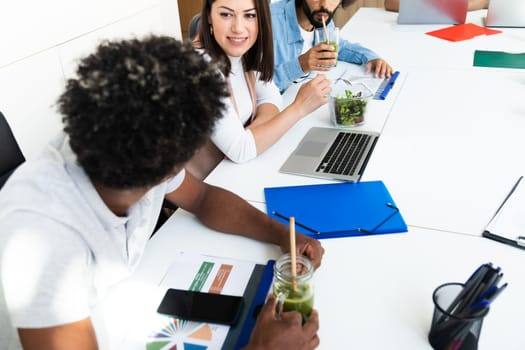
[157,288,243,325]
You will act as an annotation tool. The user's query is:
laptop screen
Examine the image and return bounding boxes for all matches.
[398,0,468,24]
[486,0,525,28]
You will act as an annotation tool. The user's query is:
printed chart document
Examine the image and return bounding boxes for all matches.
[483,176,525,250]
[127,252,273,350]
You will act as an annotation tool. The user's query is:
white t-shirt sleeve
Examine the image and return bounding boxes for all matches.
[210,94,258,163]
[210,75,283,163]
[255,76,283,111]
[1,215,92,328]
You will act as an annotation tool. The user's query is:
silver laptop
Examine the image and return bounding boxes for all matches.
[485,0,525,28]
[279,127,379,182]
[398,0,468,24]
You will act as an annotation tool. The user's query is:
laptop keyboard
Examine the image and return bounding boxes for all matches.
[316,132,371,176]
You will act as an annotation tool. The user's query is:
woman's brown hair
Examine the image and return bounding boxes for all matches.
[196,0,274,82]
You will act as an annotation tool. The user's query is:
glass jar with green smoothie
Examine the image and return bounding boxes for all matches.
[314,27,339,68]
[272,253,314,324]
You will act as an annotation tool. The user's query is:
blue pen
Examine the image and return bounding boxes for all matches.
[486,282,508,302]
[468,302,490,320]
[443,264,489,316]
[469,299,490,315]
[379,71,400,100]
[476,284,498,303]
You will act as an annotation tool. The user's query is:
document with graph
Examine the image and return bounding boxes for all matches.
[143,252,274,350]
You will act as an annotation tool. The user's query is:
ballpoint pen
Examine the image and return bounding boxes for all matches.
[486,282,508,303]
[444,264,490,316]
[457,266,501,315]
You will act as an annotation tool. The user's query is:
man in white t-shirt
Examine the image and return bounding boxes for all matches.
[0,36,324,350]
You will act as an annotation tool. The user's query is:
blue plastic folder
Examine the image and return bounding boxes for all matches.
[265,181,407,239]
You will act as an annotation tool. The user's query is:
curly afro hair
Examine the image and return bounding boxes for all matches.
[58,36,228,189]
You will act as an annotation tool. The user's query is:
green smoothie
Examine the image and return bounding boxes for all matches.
[326,41,338,53]
[274,283,314,323]
[320,41,338,67]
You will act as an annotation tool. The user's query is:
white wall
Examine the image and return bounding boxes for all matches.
[0,0,182,159]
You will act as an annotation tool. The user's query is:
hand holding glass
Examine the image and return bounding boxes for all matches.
[314,27,339,68]
[272,253,314,324]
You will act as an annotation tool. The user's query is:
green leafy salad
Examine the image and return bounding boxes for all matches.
[332,90,368,126]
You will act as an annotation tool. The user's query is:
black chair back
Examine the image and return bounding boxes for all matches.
[0,111,25,189]
[189,13,201,40]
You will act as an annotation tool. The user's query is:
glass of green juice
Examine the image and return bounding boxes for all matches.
[272,253,314,324]
[314,27,339,68]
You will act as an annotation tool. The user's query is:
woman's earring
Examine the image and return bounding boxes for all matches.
[210,25,213,35]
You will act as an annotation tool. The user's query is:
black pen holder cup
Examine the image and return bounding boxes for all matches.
[428,283,489,350]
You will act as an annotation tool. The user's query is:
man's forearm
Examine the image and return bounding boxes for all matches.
[193,185,288,247]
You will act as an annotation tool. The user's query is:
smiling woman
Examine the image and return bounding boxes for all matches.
[209,1,259,58]
[186,0,332,180]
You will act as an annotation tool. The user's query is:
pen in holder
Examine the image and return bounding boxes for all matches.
[428,263,507,350]
[428,283,487,350]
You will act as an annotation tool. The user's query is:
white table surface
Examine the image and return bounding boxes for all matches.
[363,67,525,236]
[97,203,525,349]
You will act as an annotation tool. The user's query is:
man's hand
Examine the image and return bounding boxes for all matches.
[365,58,394,79]
[299,44,338,73]
[244,294,320,350]
[294,232,325,270]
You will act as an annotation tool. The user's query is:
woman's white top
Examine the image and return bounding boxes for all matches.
[210,56,282,163]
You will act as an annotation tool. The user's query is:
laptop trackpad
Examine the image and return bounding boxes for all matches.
[296,141,327,157]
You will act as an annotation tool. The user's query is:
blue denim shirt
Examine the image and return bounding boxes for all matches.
[271,0,379,92]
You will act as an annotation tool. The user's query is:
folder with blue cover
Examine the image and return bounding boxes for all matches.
[230,260,275,350]
[265,181,407,239]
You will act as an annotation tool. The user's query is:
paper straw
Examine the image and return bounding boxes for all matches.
[289,217,298,292]
[322,16,329,44]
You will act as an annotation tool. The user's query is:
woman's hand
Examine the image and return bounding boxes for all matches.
[291,74,331,117]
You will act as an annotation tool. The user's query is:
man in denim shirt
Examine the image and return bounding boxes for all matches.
[271,0,393,92]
